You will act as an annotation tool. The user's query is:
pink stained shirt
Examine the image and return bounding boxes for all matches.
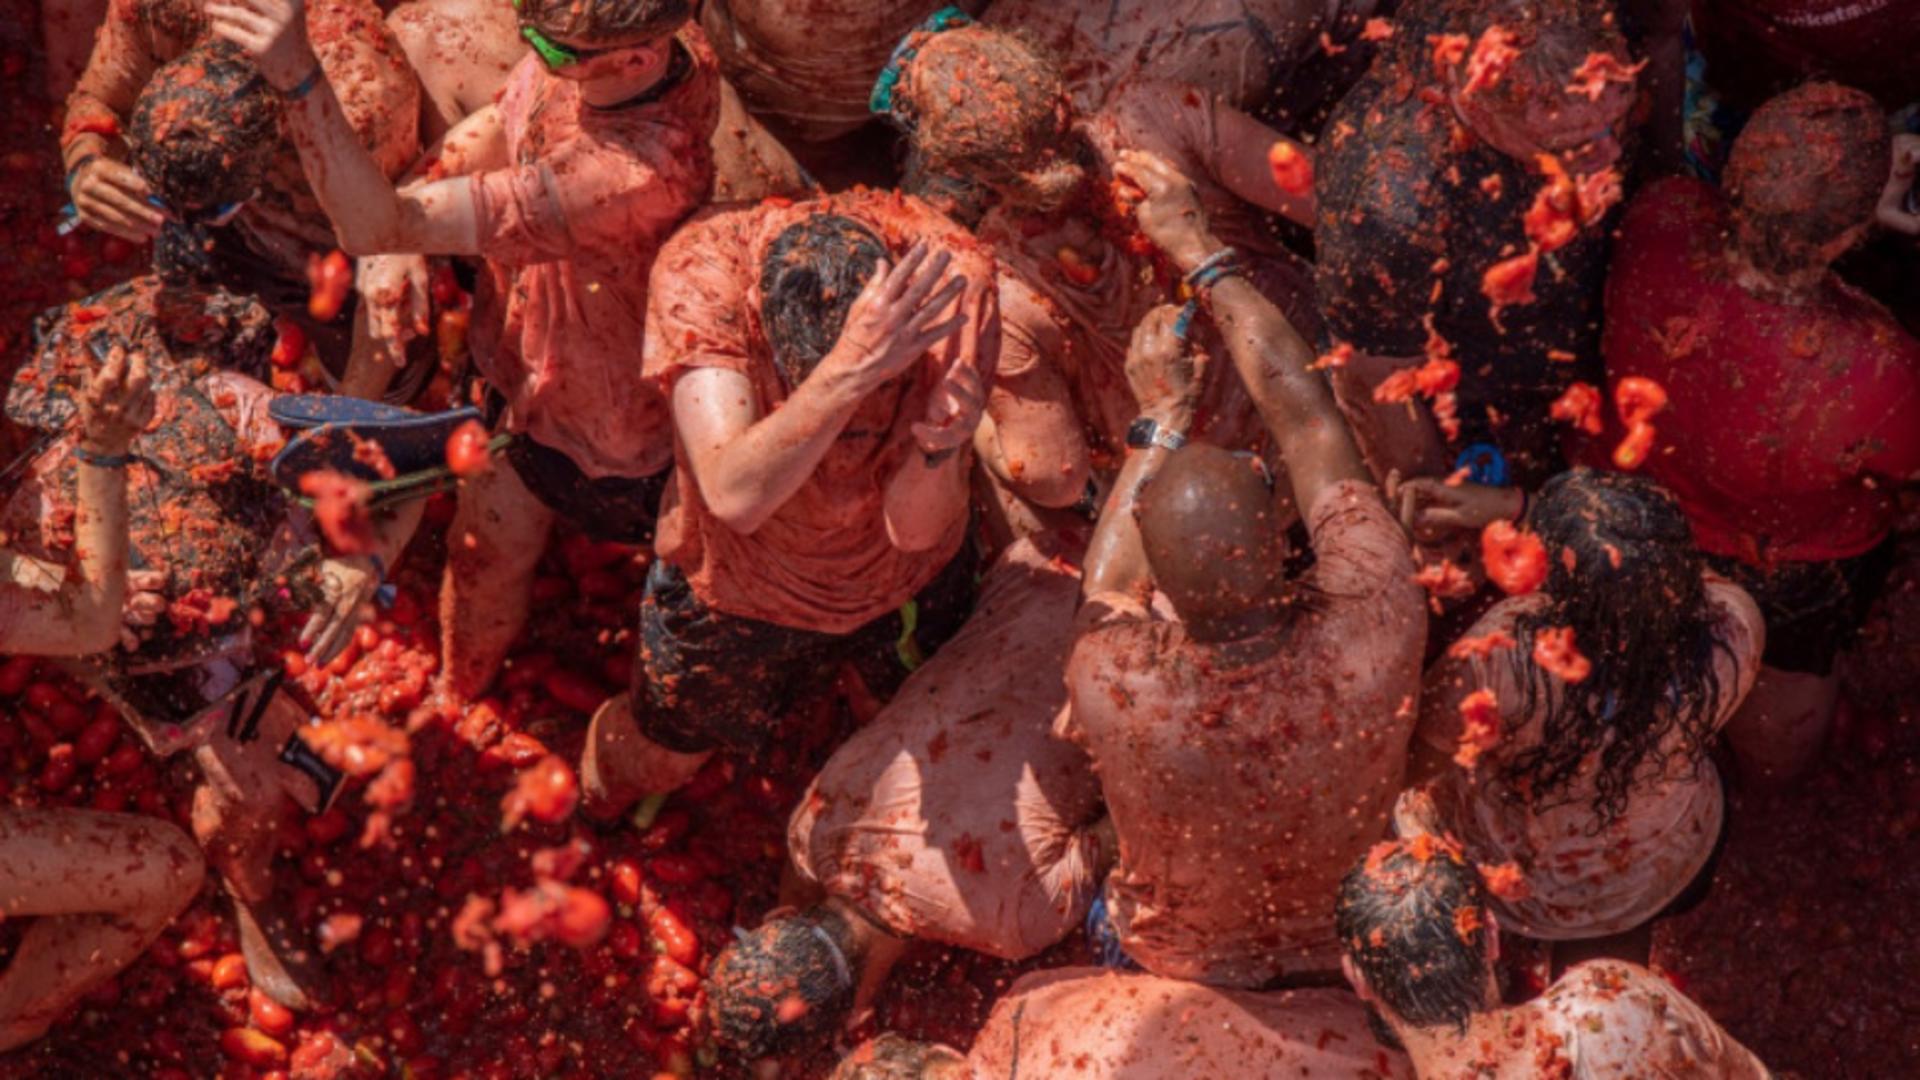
[1402,578,1764,940]
[1062,479,1426,986]
[966,968,1414,1079]
[467,32,721,480]
[787,536,1105,958]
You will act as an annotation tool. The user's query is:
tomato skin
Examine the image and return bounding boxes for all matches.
[306,250,352,322]
[445,419,492,478]
[1480,521,1548,596]
[1266,140,1314,195]
[647,906,700,967]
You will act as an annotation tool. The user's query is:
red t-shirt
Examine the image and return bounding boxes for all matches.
[1600,178,1920,566]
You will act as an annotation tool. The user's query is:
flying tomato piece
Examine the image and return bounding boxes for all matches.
[1533,625,1592,683]
[1482,520,1548,595]
[1549,381,1604,435]
[1267,140,1314,196]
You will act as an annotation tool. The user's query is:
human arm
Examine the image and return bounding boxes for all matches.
[1877,133,1920,237]
[1079,304,1197,604]
[298,497,426,664]
[882,283,1001,552]
[1390,476,1526,544]
[1208,102,1315,228]
[211,0,482,256]
[1114,149,1371,515]
[0,348,154,656]
[60,0,166,242]
[672,243,970,536]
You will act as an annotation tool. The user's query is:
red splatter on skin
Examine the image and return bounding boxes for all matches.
[1479,861,1532,900]
[445,418,493,477]
[1482,248,1540,318]
[305,249,352,322]
[299,468,374,554]
[1565,52,1647,102]
[1454,688,1502,768]
[1461,25,1522,97]
[1533,626,1593,683]
[1414,558,1476,612]
[1550,381,1605,435]
[1266,141,1313,196]
[1482,521,1549,595]
[1361,18,1395,42]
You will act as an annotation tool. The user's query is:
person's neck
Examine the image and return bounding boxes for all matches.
[1390,1008,1516,1077]
[1725,244,1823,304]
[579,45,674,108]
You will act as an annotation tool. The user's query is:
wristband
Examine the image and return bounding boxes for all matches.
[283,65,324,102]
[1126,416,1187,452]
[64,153,98,195]
[1182,247,1242,291]
[367,553,397,609]
[73,445,135,469]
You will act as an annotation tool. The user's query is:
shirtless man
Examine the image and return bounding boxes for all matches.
[1314,0,1641,488]
[583,190,1085,808]
[213,0,761,699]
[705,534,1109,1066]
[1593,83,1920,785]
[1062,152,1425,986]
[831,968,1413,1079]
[984,0,1386,124]
[1336,839,1771,1078]
[6,55,421,1008]
[884,20,1319,461]
[61,0,417,370]
[0,339,197,1056]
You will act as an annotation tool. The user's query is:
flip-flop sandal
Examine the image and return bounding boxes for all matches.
[268,395,509,512]
[233,890,329,1012]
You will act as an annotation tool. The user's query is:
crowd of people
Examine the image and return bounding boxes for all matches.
[5,0,1919,1075]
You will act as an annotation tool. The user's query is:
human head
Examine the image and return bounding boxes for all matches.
[1135,445,1289,640]
[1444,0,1638,174]
[510,0,691,80]
[893,26,1082,213]
[706,905,862,1062]
[1336,838,1496,1035]
[1726,81,1888,279]
[828,1035,968,1080]
[128,41,277,224]
[759,213,889,389]
[1505,468,1724,822]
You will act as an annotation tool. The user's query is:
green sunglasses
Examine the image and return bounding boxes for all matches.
[511,0,629,69]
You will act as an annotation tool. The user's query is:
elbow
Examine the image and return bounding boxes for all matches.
[704,490,771,537]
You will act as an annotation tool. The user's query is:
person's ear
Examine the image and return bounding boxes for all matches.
[1486,910,1502,967]
[1341,954,1372,1001]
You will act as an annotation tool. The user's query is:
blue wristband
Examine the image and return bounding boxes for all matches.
[367,553,397,609]
[72,446,135,469]
[283,65,324,102]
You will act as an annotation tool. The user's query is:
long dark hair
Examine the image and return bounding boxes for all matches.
[1502,469,1733,825]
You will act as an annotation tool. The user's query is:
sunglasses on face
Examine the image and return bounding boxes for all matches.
[511,0,631,70]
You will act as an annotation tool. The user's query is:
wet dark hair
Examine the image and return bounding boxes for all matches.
[1501,469,1732,825]
[706,905,861,1061]
[758,214,888,389]
[515,0,693,44]
[1336,840,1491,1033]
[1726,82,1888,277]
[128,41,278,281]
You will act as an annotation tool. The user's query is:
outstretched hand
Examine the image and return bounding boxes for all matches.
[1112,149,1217,273]
[208,0,318,92]
[76,346,155,456]
[1387,472,1524,544]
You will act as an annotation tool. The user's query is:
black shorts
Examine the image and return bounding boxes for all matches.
[633,543,978,755]
[504,436,669,545]
[1654,769,1732,922]
[1705,542,1896,677]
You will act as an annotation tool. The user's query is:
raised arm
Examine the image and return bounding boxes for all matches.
[0,348,154,657]
[882,282,1001,552]
[1207,103,1315,228]
[674,244,969,537]
[61,0,165,243]
[1114,150,1371,515]
[213,0,482,256]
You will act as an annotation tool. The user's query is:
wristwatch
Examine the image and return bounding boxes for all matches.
[1126,416,1187,452]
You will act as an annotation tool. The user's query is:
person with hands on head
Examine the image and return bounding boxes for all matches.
[1059,149,1426,987]
[212,0,776,704]
[580,193,1061,812]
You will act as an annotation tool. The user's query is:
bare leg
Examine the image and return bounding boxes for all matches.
[581,691,712,814]
[39,0,109,102]
[338,304,400,402]
[1724,665,1840,789]
[441,457,555,699]
[0,809,204,1051]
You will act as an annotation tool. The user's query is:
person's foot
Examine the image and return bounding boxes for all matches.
[580,693,711,817]
[234,892,328,1011]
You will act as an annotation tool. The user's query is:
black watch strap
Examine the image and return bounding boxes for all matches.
[1126,416,1188,451]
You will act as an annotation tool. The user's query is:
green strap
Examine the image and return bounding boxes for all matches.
[895,598,925,672]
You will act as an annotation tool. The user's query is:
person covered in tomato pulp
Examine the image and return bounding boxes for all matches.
[1062,150,1427,987]
[582,189,1089,810]
[1594,81,1920,788]
[5,48,423,1017]
[704,532,1111,1067]
[1336,838,1771,1078]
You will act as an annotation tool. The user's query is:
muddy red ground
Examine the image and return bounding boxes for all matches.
[1,4,1917,1077]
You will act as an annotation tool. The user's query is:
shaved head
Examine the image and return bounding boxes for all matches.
[1136,446,1288,633]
